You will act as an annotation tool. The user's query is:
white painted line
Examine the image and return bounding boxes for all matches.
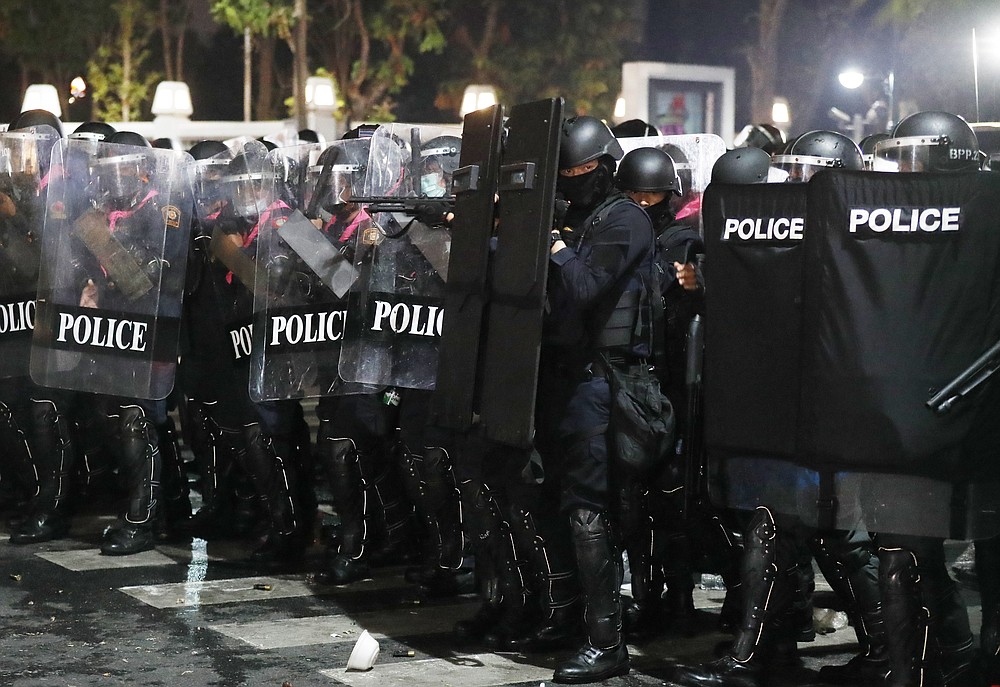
[36,548,176,571]
[119,576,315,609]
[321,652,556,687]
[211,600,479,650]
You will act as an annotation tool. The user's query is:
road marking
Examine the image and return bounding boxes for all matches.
[322,652,556,687]
[36,548,176,571]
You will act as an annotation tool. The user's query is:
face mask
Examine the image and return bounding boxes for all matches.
[646,202,674,229]
[556,163,611,210]
[420,171,446,197]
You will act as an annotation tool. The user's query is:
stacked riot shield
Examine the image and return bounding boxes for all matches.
[618,133,726,234]
[338,123,461,390]
[701,181,816,521]
[703,168,1000,540]
[478,97,564,448]
[0,126,59,378]
[431,104,505,431]
[798,170,1000,539]
[31,139,193,400]
[249,139,370,401]
[189,139,271,394]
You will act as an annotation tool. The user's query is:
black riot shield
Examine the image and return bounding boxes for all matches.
[798,170,1000,539]
[0,126,59,378]
[249,139,371,401]
[430,104,505,431]
[30,139,193,400]
[478,97,563,448]
[338,123,460,390]
[701,182,816,520]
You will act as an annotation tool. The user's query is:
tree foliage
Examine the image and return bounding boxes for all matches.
[311,0,447,122]
[86,0,161,122]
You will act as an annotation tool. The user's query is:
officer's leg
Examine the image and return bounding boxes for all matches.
[238,421,302,565]
[0,380,37,529]
[617,469,659,637]
[316,424,370,583]
[876,534,975,687]
[256,400,311,546]
[670,506,800,687]
[181,399,235,538]
[552,375,629,684]
[155,415,192,541]
[10,394,74,543]
[101,401,160,555]
[812,529,888,684]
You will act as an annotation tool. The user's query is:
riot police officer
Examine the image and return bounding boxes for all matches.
[540,115,656,683]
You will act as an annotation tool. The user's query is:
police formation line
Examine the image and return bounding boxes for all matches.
[0,104,997,687]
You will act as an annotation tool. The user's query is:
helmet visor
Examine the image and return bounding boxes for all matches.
[873,135,948,173]
[772,154,841,182]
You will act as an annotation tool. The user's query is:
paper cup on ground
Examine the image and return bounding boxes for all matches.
[346,630,380,671]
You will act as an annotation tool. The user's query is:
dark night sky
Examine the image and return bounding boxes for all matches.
[4,1,1000,135]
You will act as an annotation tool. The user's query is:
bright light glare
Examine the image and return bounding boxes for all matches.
[838,70,865,90]
[460,84,498,117]
[21,84,61,117]
[614,97,627,119]
[772,98,790,124]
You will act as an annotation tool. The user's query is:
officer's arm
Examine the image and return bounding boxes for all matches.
[548,204,651,306]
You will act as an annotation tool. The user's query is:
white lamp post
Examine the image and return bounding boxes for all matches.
[21,84,62,118]
[151,81,194,119]
[460,84,498,118]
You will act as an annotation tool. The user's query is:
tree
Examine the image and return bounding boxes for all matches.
[211,0,294,121]
[87,0,161,122]
[744,0,789,124]
[0,0,114,118]
[431,0,640,120]
[157,0,197,82]
[312,0,446,122]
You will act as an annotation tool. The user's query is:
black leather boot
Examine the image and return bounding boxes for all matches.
[315,425,370,584]
[482,499,538,647]
[101,405,159,556]
[813,530,889,685]
[502,508,583,652]
[670,506,793,687]
[553,509,629,684]
[879,547,935,687]
[239,423,303,568]
[180,401,236,539]
[155,417,192,541]
[11,399,73,544]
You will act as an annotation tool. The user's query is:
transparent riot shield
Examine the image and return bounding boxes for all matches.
[249,139,372,401]
[618,134,726,234]
[191,138,273,380]
[270,141,324,211]
[338,123,461,390]
[30,139,193,400]
[0,126,59,378]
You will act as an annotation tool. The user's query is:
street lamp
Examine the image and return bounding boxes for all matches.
[21,84,62,118]
[460,84,497,118]
[838,68,896,132]
[151,81,193,119]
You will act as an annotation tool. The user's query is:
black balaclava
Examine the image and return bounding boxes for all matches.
[557,156,616,215]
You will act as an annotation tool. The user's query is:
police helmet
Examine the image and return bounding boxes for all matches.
[773,130,863,182]
[874,111,979,173]
[94,131,153,206]
[610,119,658,138]
[70,121,117,143]
[656,143,693,196]
[858,133,890,170]
[559,116,623,169]
[10,109,63,137]
[734,123,786,155]
[306,140,371,215]
[711,147,772,184]
[108,130,152,149]
[223,147,277,220]
[615,147,681,195]
[189,140,229,161]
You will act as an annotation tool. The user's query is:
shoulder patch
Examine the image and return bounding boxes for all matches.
[273,216,286,228]
[161,204,181,228]
[49,200,66,220]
